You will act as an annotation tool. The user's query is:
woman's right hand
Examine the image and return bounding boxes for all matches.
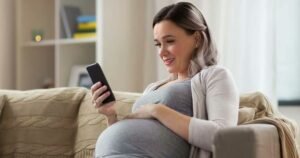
[91,82,117,118]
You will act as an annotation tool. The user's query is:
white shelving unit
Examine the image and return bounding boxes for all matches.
[16,0,151,92]
[16,0,97,89]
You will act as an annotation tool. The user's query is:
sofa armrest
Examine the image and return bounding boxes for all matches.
[213,124,280,158]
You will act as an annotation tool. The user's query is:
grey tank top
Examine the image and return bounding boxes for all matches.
[132,79,193,116]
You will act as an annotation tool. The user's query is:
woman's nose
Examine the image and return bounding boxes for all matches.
[159,46,168,56]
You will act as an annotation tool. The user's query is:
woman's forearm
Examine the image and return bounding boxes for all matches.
[106,115,118,126]
[152,105,191,141]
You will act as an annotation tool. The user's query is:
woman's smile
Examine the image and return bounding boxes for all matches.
[163,58,175,66]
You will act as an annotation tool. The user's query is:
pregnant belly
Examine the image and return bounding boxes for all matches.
[95,119,190,158]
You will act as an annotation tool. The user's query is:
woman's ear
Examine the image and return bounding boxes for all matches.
[194,31,201,48]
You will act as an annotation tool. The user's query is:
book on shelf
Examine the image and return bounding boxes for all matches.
[73,15,96,39]
[77,15,96,23]
[78,22,96,30]
[60,5,81,38]
[76,28,96,33]
[73,32,96,39]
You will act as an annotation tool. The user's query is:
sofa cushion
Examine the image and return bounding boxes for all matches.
[0,87,88,158]
[0,95,6,117]
[73,91,142,157]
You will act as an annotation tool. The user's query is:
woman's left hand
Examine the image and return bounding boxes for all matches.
[124,104,161,119]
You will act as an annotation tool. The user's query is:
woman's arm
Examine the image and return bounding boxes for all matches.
[91,82,119,126]
[106,114,118,126]
[152,104,191,141]
[125,103,191,141]
[187,67,239,151]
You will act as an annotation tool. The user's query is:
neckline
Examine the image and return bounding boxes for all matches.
[155,78,191,90]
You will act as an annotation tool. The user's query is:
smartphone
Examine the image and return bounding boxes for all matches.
[86,63,115,104]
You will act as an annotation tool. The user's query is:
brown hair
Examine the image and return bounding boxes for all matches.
[153,2,218,77]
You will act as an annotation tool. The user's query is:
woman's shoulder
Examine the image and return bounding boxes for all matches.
[201,65,231,76]
[193,65,233,82]
[202,65,229,73]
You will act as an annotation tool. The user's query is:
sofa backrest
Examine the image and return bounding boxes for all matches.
[0,87,88,157]
[0,88,141,158]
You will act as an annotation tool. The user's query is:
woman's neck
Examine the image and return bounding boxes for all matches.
[177,72,189,81]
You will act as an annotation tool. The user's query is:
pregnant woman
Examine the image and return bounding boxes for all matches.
[91,2,239,158]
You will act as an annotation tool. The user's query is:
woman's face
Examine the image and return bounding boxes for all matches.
[153,20,197,76]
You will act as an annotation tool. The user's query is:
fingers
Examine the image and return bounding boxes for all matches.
[94,91,111,108]
[92,85,107,101]
[91,81,111,108]
[91,82,101,94]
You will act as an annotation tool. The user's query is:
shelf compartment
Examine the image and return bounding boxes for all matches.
[22,38,96,47]
[17,47,55,90]
[58,38,96,45]
[56,43,96,87]
[23,40,56,47]
[18,0,55,44]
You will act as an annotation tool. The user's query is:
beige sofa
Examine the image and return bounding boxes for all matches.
[0,87,281,158]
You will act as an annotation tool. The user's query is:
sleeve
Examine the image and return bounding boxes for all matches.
[188,67,239,151]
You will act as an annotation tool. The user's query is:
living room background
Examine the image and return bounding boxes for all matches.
[0,0,299,147]
[1,0,299,102]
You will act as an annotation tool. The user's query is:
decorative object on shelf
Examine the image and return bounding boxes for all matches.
[61,5,81,38]
[32,29,44,42]
[69,65,92,88]
[42,78,54,89]
[73,15,96,39]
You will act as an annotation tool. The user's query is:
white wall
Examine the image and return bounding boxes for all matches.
[0,0,16,89]
[142,0,158,89]
[97,0,157,92]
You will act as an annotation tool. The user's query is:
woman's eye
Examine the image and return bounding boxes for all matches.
[166,40,175,43]
[155,43,161,47]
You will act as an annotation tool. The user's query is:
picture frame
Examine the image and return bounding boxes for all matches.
[68,65,93,88]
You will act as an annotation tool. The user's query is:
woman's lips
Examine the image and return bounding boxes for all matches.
[164,58,175,66]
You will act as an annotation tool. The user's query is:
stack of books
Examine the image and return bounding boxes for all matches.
[73,15,96,39]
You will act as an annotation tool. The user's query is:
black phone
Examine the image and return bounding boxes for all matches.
[86,63,115,104]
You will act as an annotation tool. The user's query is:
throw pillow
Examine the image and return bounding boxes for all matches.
[0,87,88,158]
[238,107,255,124]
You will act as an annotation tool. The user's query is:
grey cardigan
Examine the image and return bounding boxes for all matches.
[143,65,239,158]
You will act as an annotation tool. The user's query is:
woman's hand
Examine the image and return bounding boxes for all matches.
[126,104,191,141]
[91,82,116,117]
[124,104,161,119]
